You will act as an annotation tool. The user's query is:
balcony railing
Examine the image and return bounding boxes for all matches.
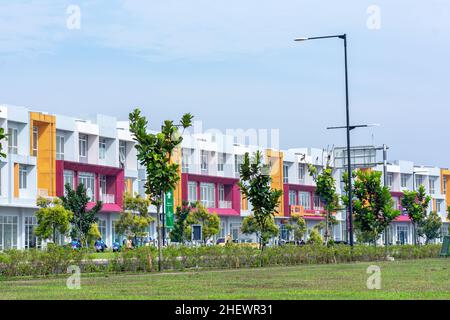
[219,200,232,209]
[101,193,115,204]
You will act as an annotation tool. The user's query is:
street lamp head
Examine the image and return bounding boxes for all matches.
[294,37,309,42]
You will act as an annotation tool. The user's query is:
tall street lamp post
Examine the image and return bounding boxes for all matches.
[294,34,356,246]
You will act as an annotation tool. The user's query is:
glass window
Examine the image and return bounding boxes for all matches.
[218,184,225,201]
[32,126,38,156]
[201,150,208,173]
[443,176,447,194]
[401,174,408,188]
[298,164,305,184]
[392,197,399,210]
[56,135,65,160]
[429,177,435,194]
[99,138,106,160]
[298,191,311,209]
[200,182,215,208]
[218,153,226,172]
[234,155,243,176]
[8,127,18,154]
[436,199,442,212]
[313,194,322,210]
[98,219,107,241]
[63,170,74,193]
[415,175,424,190]
[79,134,88,158]
[289,190,297,205]
[19,165,27,189]
[188,181,197,204]
[119,141,126,167]
[25,216,41,249]
[0,216,18,251]
[182,148,190,173]
[78,172,95,201]
[283,164,289,183]
[99,175,107,195]
[387,173,393,187]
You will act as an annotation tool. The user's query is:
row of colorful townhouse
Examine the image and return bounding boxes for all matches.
[0,104,449,250]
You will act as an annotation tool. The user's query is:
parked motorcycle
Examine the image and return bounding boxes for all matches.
[94,239,107,253]
[70,239,81,250]
[112,241,121,252]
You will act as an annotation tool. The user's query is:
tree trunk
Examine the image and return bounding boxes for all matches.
[52,225,56,244]
[325,213,329,245]
[156,204,162,271]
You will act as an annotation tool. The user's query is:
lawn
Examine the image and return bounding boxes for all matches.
[0,258,448,300]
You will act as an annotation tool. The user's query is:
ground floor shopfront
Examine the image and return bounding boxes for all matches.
[1,207,448,250]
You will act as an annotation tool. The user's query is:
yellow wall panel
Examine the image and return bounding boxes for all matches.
[265,149,284,216]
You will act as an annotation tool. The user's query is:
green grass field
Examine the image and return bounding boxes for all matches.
[0,258,448,300]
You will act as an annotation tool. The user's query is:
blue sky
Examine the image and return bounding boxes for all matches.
[0,1,449,166]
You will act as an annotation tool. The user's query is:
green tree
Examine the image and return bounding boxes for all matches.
[129,108,193,269]
[238,151,283,250]
[87,223,101,247]
[0,126,7,158]
[60,183,102,247]
[169,201,194,243]
[35,197,72,244]
[308,159,341,245]
[343,170,400,245]
[285,214,307,242]
[418,211,442,244]
[115,192,155,246]
[241,214,279,245]
[401,185,431,245]
[186,202,220,243]
[307,228,323,245]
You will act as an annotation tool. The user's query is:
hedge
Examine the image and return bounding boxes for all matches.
[0,244,442,278]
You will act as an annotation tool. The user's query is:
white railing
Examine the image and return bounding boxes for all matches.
[101,193,115,204]
[219,200,232,209]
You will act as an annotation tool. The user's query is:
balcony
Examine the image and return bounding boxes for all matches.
[101,193,115,204]
[219,200,232,209]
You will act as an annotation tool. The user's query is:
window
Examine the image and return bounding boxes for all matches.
[98,219,107,241]
[0,216,18,251]
[392,197,399,210]
[298,164,305,184]
[429,177,435,194]
[119,141,127,167]
[283,164,289,183]
[188,181,197,204]
[313,194,322,210]
[56,135,65,160]
[99,175,107,195]
[415,175,424,190]
[182,149,190,173]
[218,153,226,172]
[289,190,297,205]
[8,127,18,154]
[25,216,40,249]
[401,174,408,188]
[200,183,215,208]
[436,199,442,212]
[19,165,27,189]
[201,150,208,174]
[63,170,74,193]
[99,138,106,160]
[32,126,38,156]
[298,191,311,209]
[387,173,393,187]
[79,134,88,158]
[78,172,95,201]
[218,184,225,201]
[234,155,243,176]
[444,176,447,194]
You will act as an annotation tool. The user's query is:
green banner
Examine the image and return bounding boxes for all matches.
[165,190,174,229]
